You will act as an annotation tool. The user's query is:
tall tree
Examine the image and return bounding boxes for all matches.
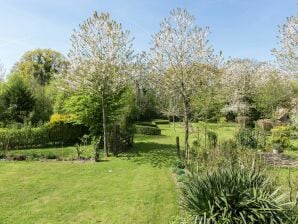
[62,12,134,157]
[12,49,67,86]
[12,49,68,123]
[272,15,298,79]
[149,8,215,161]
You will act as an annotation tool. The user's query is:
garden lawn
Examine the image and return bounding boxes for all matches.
[1,122,297,223]
[0,127,180,224]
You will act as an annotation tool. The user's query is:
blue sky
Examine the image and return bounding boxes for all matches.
[0,0,296,72]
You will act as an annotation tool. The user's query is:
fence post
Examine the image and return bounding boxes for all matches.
[176,136,180,158]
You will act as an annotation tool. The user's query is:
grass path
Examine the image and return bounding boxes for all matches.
[0,126,180,224]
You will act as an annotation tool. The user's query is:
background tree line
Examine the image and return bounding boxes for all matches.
[0,9,296,158]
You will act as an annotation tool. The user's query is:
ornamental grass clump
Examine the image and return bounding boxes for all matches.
[181,166,295,224]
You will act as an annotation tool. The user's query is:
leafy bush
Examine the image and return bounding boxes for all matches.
[135,125,161,135]
[153,119,170,125]
[175,168,185,176]
[225,111,236,122]
[46,113,88,145]
[235,128,258,148]
[271,125,291,152]
[181,167,294,224]
[135,122,157,128]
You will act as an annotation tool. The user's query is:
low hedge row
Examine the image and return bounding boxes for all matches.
[136,122,158,128]
[0,123,88,150]
[153,119,170,125]
[135,125,161,135]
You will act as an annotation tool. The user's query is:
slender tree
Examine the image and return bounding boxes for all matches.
[63,12,134,157]
[149,8,215,161]
[272,15,298,79]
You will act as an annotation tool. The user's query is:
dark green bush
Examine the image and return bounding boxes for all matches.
[173,160,186,169]
[46,121,87,145]
[235,128,258,148]
[181,167,294,224]
[153,119,170,125]
[175,168,185,176]
[225,111,236,122]
[135,125,161,135]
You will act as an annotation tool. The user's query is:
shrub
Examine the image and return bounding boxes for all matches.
[181,167,294,223]
[46,113,88,145]
[153,119,170,125]
[235,128,258,148]
[135,125,161,135]
[175,168,185,176]
[271,125,291,152]
[225,111,236,122]
[173,160,186,169]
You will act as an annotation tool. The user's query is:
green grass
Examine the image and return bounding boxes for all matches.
[0,126,180,224]
[0,122,297,223]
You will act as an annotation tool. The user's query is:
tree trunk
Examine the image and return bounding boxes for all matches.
[102,94,108,157]
[183,101,190,163]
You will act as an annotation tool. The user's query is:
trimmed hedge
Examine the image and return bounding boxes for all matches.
[153,119,170,125]
[135,125,161,135]
[0,123,88,150]
[0,127,47,150]
[136,122,157,128]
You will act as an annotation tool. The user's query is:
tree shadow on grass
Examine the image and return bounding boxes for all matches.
[118,142,177,168]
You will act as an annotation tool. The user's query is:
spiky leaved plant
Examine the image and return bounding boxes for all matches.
[181,166,295,223]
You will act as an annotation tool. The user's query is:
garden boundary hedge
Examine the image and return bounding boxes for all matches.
[135,125,161,135]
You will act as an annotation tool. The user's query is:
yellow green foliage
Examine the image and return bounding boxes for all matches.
[49,113,76,124]
[271,125,291,149]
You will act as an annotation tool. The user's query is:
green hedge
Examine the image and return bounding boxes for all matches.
[153,119,170,125]
[136,122,157,128]
[135,125,161,135]
[46,122,87,145]
[0,123,88,150]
